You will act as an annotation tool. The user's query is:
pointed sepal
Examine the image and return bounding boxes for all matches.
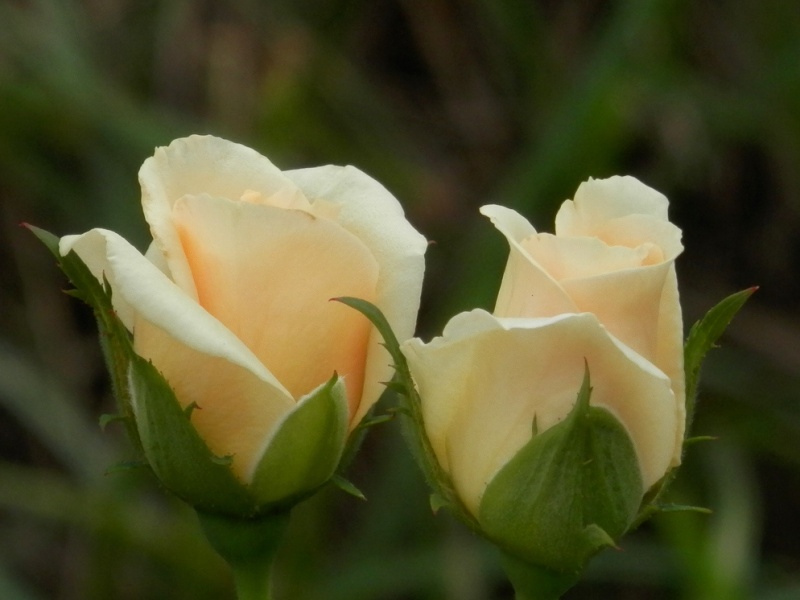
[129,354,256,515]
[333,296,479,530]
[478,367,642,574]
[250,375,349,507]
[684,287,757,425]
[27,225,142,451]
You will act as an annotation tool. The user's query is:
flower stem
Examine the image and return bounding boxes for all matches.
[500,552,579,600]
[196,509,290,600]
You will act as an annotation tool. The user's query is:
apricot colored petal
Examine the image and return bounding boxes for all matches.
[402,310,680,516]
[555,176,670,236]
[60,231,135,330]
[520,233,651,281]
[60,229,295,480]
[173,194,379,416]
[139,135,302,299]
[559,261,672,373]
[480,205,577,318]
[284,165,427,424]
[655,264,686,459]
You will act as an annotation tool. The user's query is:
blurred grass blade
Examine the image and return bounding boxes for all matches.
[0,343,111,481]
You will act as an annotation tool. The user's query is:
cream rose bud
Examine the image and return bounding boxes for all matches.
[59,135,426,511]
[481,176,685,465]
[401,310,680,570]
[399,177,686,572]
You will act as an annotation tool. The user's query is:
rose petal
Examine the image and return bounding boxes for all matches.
[61,229,295,480]
[172,194,380,415]
[285,165,428,424]
[556,176,670,230]
[480,205,577,318]
[520,233,653,281]
[139,135,303,300]
[402,310,680,516]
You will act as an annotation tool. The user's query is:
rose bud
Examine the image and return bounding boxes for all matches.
[58,135,427,515]
[399,177,685,591]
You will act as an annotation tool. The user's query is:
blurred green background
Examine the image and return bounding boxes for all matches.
[1,0,799,598]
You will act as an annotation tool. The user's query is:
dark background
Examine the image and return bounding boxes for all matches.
[1,1,799,598]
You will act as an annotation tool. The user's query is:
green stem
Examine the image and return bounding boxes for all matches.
[500,552,579,600]
[196,510,290,600]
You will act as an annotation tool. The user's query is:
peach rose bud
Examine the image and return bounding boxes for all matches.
[51,135,427,515]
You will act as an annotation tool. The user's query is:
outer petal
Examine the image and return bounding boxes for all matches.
[480,205,577,318]
[60,229,295,481]
[555,176,683,259]
[560,261,674,367]
[172,194,379,415]
[138,135,304,299]
[284,165,427,424]
[402,310,680,516]
[556,176,669,229]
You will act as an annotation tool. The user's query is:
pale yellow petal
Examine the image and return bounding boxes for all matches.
[139,135,304,300]
[520,234,652,281]
[560,261,674,365]
[134,320,294,481]
[60,230,135,330]
[556,176,670,234]
[480,205,577,318]
[172,194,379,415]
[284,165,427,424]
[61,229,295,481]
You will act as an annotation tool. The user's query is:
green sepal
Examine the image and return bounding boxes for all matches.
[104,460,150,475]
[129,354,256,515]
[684,287,757,427]
[429,493,448,514]
[634,287,754,525]
[99,413,128,431]
[333,297,480,531]
[478,368,642,574]
[28,225,143,452]
[683,435,717,446]
[331,474,366,501]
[655,503,712,515]
[250,375,348,507]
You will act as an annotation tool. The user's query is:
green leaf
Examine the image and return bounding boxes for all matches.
[479,367,642,573]
[250,376,349,507]
[684,287,756,426]
[129,355,256,515]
